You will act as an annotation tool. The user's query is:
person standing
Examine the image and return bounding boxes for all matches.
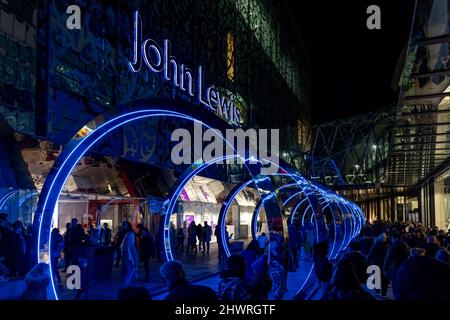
[201,221,212,254]
[114,225,125,268]
[368,232,390,297]
[313,241,332,296]
[139,227,154,282]
[187,222,197,255]
[63,223,72,271]
[50,228,64,283]
[383,233,409,297]
[214,223,221,258]
[176,228,185,253]
[196,223,203,252]
[11,221,26,277]
[99,222,112,246]
[120,221,138,287]
[69,218,86,266]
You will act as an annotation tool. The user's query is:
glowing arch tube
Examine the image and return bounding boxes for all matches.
[33,106,263,300]
[34,103,365,300]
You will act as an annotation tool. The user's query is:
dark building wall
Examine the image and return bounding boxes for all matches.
[1,0,310,169]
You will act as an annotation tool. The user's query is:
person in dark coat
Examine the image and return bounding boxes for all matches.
[99,223,112,246]
[383,233,409,297]
[313,241,333,290]
[186,222,197,255]
[63,223,72,271]
[175,228,185,253]
[367,233,390,296]
[139,227,154,282]
[359,235,374,256]
[321,258,375,301]
[218,254,253,300]
[424,236,441,258]
[0,216,13,277]
[250,254,272,300]
[50,228,64,283]
[344,241,369,284]
[241,240,260,282]
[160,260,218,301]
[10,221,26,277]
[20,263,50,300]
[201,221,212,254]
[196,223,203,252]
[394,254,450,300]
[114,226,126,267]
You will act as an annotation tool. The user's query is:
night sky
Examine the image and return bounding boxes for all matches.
[286,0,416,124]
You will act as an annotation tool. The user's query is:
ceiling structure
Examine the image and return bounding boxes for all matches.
[310,1,450,200]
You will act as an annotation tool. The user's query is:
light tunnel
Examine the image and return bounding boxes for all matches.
[32,101,364,300]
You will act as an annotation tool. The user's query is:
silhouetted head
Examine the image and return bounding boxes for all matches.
[435,249,450,264]
[160,260,185,286]
[225,254,246,278]
[426,235,437,244]
[330,258,361,291]
[246,240,260,252]
[122,221,131,231]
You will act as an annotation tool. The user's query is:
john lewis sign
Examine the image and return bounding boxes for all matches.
[127,11,242,126]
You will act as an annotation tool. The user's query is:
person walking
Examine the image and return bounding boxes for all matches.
[120,221,138,287]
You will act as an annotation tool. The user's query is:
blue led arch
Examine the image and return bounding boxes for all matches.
[33,100,365,300]
[34,100,284,300]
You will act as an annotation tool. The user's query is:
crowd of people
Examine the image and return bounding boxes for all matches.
[0,213,33,282]
[5,211,450,301]
[312,220,450,300]
[110,228,288,301]
[175,221,214,256]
